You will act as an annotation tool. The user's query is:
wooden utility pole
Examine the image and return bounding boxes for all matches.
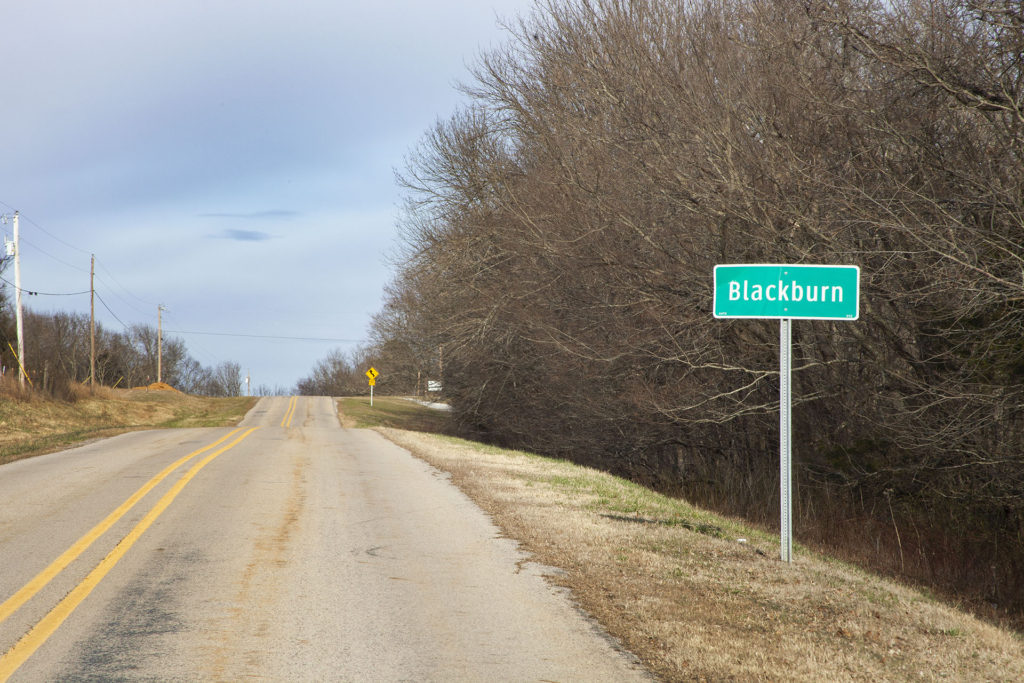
[90,254,96,392]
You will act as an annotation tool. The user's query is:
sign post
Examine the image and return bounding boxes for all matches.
[779,318,792,562]
[713,264,859,562]
[365,367,379,407]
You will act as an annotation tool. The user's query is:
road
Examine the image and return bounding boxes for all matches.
[0,396,648,681]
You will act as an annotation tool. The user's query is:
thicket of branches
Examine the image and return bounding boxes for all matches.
[0,303,245,398]
[370,0,1024,621]
[295,348,376,396]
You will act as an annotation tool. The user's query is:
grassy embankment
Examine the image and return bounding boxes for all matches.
[0,383,255,466]
[337,395,450,432]
[340,395,1024,682]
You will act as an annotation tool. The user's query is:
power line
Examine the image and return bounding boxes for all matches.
[0,201,92,256]
[93,291,132,331]
[160,310,219,363]
[0,274,89,296]
[92,276,154,318]
[18,212,92,255]
[165,329,367,343]
[0,204,151,316]
[17,238,91,274]
[95,257,158,312]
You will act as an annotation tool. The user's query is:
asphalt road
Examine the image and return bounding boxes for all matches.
[0,396,649,681]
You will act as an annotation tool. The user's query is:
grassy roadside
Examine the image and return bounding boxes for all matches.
[337,396,450,432]
[338,398,1024,681]
[0,387,256,466]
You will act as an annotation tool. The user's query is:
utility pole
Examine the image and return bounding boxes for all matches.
[13,212,25,388]
[157,304,165,384]
[90,254,96,392]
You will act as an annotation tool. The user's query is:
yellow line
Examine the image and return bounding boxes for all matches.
[0,427,259,681]
[6,342,33,387]
[280,395,297,428]
[0,428,242,627]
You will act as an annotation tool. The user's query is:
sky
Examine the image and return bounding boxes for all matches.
[0,0,537,393]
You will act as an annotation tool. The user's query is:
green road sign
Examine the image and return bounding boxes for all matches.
[713,264,859,320]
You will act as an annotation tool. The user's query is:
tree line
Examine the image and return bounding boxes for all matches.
[328,0,1023,623]
[0,295,246,398]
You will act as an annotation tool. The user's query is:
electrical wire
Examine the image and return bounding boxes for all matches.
[0,274,89,296]
[1,203,367,349]
[18,212,92,255]
[0,205,150,317]
[160,310,220,363]
[17,238,92,274]
[165,329,366,343]
[93,291,132,331]
[91,277,154,318]
[94,257,158,313]
[0,202,92,256]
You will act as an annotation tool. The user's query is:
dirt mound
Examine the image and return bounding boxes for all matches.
[133,382,180,393]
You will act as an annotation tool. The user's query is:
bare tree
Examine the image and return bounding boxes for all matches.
[369,0,1024,620]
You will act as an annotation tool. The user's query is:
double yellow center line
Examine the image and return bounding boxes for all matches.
[0,427,259,680]
[281,395,298,428]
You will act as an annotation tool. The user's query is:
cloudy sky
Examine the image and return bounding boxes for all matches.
[0,0,536,392]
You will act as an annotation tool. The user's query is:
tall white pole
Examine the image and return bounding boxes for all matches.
[157,304,164,384]
[90,254,96,392]
[779,318,793,563]
[13,212,25,388]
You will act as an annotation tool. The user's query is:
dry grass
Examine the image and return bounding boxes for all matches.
[378,428,1024,682]
[0,381,256,465]
[337,396,450,433]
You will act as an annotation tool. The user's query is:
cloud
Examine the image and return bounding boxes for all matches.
[213,229,275,242]
[200,210,299,220]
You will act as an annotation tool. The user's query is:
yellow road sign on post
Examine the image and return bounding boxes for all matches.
[366,368,378,407]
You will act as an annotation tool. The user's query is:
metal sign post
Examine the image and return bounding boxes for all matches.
[366,367,379,407]
[779,318,793,562]
[713,264,859,563]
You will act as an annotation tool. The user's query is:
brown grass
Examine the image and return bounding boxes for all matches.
[336,396,450,433]
[0,380,256,465]
[378,428,1024,682]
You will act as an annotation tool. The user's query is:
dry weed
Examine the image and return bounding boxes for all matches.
[0,386,254,464]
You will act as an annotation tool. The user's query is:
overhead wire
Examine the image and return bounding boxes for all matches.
[1,205,152,316]
[159,310,220,364]
[94,257,158,311]
[164,329,366,343]
[93,291,132,331]
[0,274,90,297]
[18,212,92,255]
[1,202,370,374]
[91,276,155,318]
[0,202,92,256]
[16,238,91,274]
